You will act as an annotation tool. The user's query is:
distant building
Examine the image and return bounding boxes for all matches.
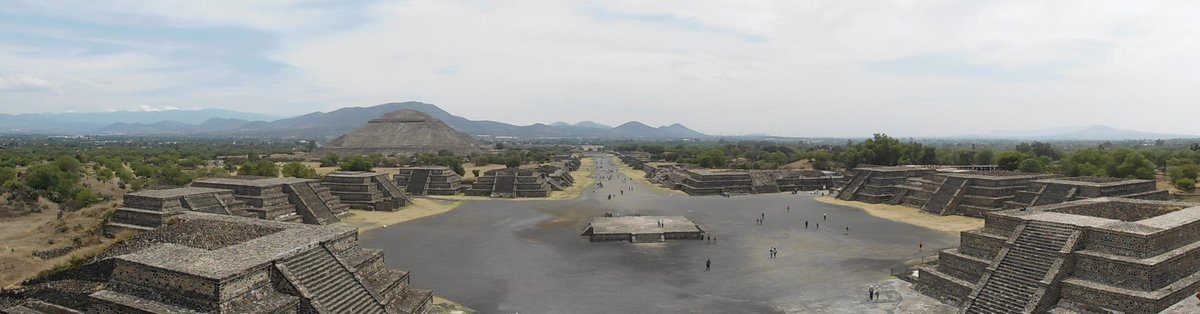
[313,110,483,157]
[464,168,551,198]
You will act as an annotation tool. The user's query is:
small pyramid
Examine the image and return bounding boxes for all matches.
[316,110,483,156]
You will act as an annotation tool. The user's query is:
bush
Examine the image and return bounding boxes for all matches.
[239,160,279,177]
[73,188,101,207]
[339,156,374,172]
[1177,178,1197,193]
[281,162,320,179]
[319,154,340,167]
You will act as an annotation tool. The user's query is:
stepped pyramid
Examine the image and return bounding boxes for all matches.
[316,110,483,156]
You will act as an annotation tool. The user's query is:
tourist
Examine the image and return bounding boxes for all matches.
[869,286,874,300]
[787,205,790,212]
[805,221,808,229]
[919,241,924,251]
[816,222,819,230]
[845,226,849,235]
[706,259,711,271]
[823,213,827,221]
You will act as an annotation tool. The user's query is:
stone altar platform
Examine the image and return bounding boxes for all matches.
[581,216,704,243]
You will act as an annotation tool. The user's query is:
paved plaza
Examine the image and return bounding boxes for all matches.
[362,155,962,313]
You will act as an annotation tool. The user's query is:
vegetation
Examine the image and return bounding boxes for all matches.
[281,162,320,179]
[613,133,1200,191]
[0,135,303,211]
[339,156,375,172]
[238,159,280,177]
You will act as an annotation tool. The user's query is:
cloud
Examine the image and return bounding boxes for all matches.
[3,1,1200,136]
[0,74,53,91]
[137,105,181,112]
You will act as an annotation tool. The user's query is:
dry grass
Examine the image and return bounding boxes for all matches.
[1156,174,1200,203]
[814,196,983,234]
[0,199,121,289]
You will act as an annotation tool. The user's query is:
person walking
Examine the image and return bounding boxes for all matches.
[823,213,827,221]
[869,286,874,300]
[706,259,711,271]
[787,205,790,212]
[805,221,808,229]
[919,241,924,251]
[815,222,819,230]
[845,226,849,235]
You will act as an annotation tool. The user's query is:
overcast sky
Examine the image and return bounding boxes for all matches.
[2,1,1198,137]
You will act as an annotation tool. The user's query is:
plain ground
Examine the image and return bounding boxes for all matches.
[813,197,984,234]
[341,198,465,232]
[362,155,960,313]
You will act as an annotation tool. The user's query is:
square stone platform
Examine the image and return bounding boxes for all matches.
[581,216,705,243]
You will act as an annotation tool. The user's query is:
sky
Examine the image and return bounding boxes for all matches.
[2,0,1199,137]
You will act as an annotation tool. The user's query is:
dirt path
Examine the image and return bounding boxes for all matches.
[814,196,983,234]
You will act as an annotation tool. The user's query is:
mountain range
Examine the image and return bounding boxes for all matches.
[0,109,281,134]
[964,125,1198,140]
[5,102,709,139]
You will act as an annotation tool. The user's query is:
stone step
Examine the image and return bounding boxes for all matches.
[975,292,1025,312]
[282,247,385,314]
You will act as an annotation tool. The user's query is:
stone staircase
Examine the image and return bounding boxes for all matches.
[280,245,387,314]
[181,193,227,215]
[493,176,516,197]
[962,221,1081,314]
[372,175,411,204]
[632,233,664,243]
[837,171,871,201]
[403,170,430,195]
[1032,185,1077,206]
[285,183,340,225]
[923,177,968,215]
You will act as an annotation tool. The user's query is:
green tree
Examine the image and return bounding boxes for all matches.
[239,160,280,177]
[1177,178,1196,192]
[319,154,340,167]
[996,152,1026,171]
[339,156,375,172]
[0,167,16,185]
[1017,158,1045,173]
[1062,149,1113,177]
[1114,152,1156,179]
[974,149,996,165]
[53,156,84,174]
[282,162,320,179]
[23,164,79,202]
[73,188,101,208]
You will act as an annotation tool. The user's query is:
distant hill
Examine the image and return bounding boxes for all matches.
[973,125,1198,140]
[225,102,708,139]
[0,109,279,134]
[574,121,611,129]
[3,101,708,139]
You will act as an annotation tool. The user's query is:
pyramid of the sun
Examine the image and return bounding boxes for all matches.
[316,110,483,156]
